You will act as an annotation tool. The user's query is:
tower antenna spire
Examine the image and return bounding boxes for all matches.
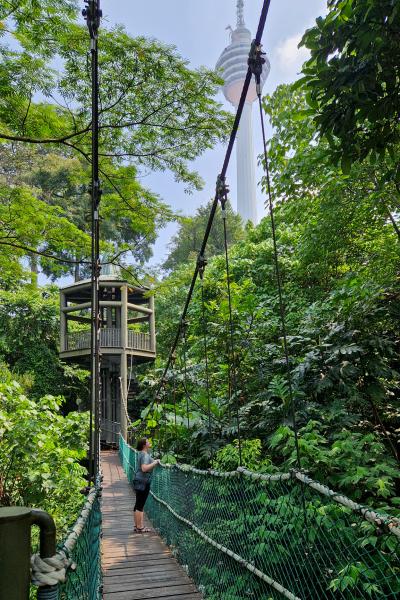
[237,0,245,27]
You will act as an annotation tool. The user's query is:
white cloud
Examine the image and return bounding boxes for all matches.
[274,34,310,76]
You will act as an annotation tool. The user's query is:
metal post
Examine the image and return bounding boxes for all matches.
[31,510,57,600]
[83,0,102,482]
[149,294,156,354]
[0,507,57,600]
[120,285,128,441]
[59,291,67,353]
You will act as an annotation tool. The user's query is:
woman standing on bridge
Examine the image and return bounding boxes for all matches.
[133,438,160,533]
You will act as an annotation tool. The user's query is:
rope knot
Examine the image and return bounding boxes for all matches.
[180,318,189,336]
[197,255,207,279]
[31,552,72,587]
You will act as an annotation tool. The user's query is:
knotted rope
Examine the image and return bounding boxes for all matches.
[31,485,99,587]
[31,553,71,587]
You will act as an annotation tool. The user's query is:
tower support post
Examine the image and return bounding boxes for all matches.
[83,0,102,481]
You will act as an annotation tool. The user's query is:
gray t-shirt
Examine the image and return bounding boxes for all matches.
[135,451,153,483]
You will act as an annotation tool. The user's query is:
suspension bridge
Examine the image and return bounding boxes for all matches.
[1,0,400,599]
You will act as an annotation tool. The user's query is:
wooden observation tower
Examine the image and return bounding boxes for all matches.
[59,266,156,444]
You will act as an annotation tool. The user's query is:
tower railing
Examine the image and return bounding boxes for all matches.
[64,328,153,353]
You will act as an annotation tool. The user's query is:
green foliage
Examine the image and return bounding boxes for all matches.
[161,453,177,465]
[163,199,244,272]
[212,439,272,472]
[148,81,400,509]
[0,287,89,405]
[0,377,88,536]
[270,422,399,501]
[0,5,231,189]
[0,1,231,282]
[299,0,400,170]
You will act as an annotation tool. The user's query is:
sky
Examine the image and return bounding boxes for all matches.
[99,0,327,268]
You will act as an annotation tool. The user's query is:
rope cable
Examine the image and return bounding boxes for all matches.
[151,0,273,409]
[171,354,178,441]
[218,179,243,465]
[198,257,214,458]
[250,41,308,528]
[182,322,191,433]
[254,69,301,472]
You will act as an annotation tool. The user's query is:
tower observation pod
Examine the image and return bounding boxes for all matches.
[216,0,270,225]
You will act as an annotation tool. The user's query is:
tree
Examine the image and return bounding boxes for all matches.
[145,83,400,492]
[0,1,231,280]
[163,199,244,272]
[0,3,231,188]
[0,287,89,407]
[0,370,89,536]
[262,83,400,283]
[0,177,93,287]
[299,0,400,173]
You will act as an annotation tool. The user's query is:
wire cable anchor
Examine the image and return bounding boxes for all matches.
[197,255,208,281]
[216,174,229,216]
[248,40,266,97]
[82,0,102,40]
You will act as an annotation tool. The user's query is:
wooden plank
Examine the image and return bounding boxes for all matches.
[103,557,173,572]
[104,564,181,578]
[103,551,171,563]
[101,450,202,600]
[103,554,173,567]
[103,585,200,600]
[105,595,201,600]
[104,576,192,593]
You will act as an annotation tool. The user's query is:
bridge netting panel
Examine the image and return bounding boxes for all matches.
[120,436,400,600]
[57,488,102,600]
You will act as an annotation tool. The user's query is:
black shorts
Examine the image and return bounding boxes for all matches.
[134,483,150,512]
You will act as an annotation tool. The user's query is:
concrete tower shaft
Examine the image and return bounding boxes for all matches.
[216,0,270,224]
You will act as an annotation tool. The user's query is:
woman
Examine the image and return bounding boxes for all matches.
[133,437,160,533]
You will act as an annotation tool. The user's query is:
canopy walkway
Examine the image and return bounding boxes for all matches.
[41,437,399,600]
[101,451,202,600]
[4,1,398,599]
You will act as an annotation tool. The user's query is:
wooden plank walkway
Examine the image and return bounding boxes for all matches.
[101,451,202,600]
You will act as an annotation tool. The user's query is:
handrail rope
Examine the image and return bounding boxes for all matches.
[118,353,135,431]
[148,0,273,416]
[119,378,132,428]
[150,489,301,600]
[31,484,101,587]
[122,436,400,538]
[293,471,400,538]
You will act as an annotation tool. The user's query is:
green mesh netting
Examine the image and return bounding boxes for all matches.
[119,436,400,600]
[57,490,102,600]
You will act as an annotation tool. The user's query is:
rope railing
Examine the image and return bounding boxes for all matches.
[147,0,273,418]
[32,483,102,599]
[119,435,400,600]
